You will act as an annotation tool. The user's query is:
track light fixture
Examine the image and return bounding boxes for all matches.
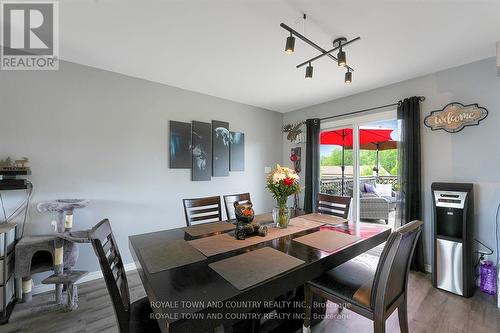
[335,37,347,67]
[305,63,313,79]
[345,69,352,84]
[337,49,346,67]
[280,17,360,84]
[285,33,295,54]
[337,48,346,67]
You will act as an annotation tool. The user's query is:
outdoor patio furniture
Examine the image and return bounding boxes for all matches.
[359,182,397,224]
[320,178,398,224]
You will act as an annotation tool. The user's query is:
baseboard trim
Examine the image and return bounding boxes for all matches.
[31,262,137,296]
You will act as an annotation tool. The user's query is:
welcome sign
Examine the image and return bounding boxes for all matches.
[424,103,488,133]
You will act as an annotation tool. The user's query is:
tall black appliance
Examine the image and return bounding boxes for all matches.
[431,183,474,297]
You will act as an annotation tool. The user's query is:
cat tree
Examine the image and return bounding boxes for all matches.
[15,199,90,310]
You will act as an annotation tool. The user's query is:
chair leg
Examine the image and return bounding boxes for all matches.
[374,318,385,333]
[398,300,409,333]
[303,284,312,332]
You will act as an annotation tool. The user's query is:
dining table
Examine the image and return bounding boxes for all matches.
[129,212,391,333]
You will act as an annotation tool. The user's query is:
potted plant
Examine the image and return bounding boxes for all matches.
[266,165,301,228]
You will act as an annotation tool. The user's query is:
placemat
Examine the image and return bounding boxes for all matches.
[183,221,235,237]
[139,240,206,274]
[209,247,304,290]
[293,229,360,252]
[301,213,348,225]
[188,217,323,257]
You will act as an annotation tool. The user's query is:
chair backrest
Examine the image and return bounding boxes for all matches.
[316,193,351,219]
[371,220,423,313]
[182,196,222,226]
[223,193,251,221]
[90,219,130,333]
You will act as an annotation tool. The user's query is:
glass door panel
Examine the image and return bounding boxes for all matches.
[320,126,354,219]
[357,119,399,230]
[320,126,354,197]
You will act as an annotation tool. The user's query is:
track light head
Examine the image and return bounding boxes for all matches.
[345,69,352,84]
[285,34,295,54]
[337,48,347,67]
[305,63,313,79]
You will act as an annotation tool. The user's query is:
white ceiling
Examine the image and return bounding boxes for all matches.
[58,0,500,112]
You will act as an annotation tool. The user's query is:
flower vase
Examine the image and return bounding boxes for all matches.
[273,201,291,228]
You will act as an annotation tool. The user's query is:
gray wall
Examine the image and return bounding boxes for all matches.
[1,57,498,284]
[0,61,283,282]
[283,57,500,268]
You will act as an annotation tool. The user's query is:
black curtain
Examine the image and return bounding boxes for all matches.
[304,119,321,213]
[397,97,425,272]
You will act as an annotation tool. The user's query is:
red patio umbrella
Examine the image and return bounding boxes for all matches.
[320,128,394,147]
[320,128,396,194]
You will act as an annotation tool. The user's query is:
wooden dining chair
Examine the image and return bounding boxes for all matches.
[223,192,251,221]
[89,219,160,333]
[182,195,223,226]
[303,220,423,333]
[316,193,352,219]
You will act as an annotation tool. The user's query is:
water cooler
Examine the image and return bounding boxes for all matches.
[431,182,474,297]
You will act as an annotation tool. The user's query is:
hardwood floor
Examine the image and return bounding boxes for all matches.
[2,271,146,333]
[311,272,500,333]
[1,271,498,333]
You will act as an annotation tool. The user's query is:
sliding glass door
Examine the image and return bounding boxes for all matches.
[320,111,399,231]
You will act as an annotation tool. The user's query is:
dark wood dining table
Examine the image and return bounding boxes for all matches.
[129,213,390,333]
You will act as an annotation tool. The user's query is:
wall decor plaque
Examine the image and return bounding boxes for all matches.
[424,103,488,133]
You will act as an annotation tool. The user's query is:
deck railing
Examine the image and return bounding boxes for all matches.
[320,175,398,196]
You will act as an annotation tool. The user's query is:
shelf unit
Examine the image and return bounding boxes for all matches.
[0,169,30,324]
[0,223,17,324]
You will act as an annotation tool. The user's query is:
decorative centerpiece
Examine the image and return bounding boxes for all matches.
[266,164,301,228]
[233,201,268,240]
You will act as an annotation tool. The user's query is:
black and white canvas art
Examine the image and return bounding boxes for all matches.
[192,121,212,181]
[229,131,245,171]
[169,121,191,169]
[212,120,230,176]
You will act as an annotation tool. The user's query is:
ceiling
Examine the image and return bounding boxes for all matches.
[58,0,500,112]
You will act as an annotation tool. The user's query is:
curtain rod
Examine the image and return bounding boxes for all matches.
[317,96,426,122]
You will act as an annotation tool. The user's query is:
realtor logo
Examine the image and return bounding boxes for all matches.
[1,1,58,70]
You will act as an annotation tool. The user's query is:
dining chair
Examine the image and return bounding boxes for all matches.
[316,193,351,219]
[89,219,160,333]
[303,220,423,333]
[223,192,251,221]
[182,195,223,226]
